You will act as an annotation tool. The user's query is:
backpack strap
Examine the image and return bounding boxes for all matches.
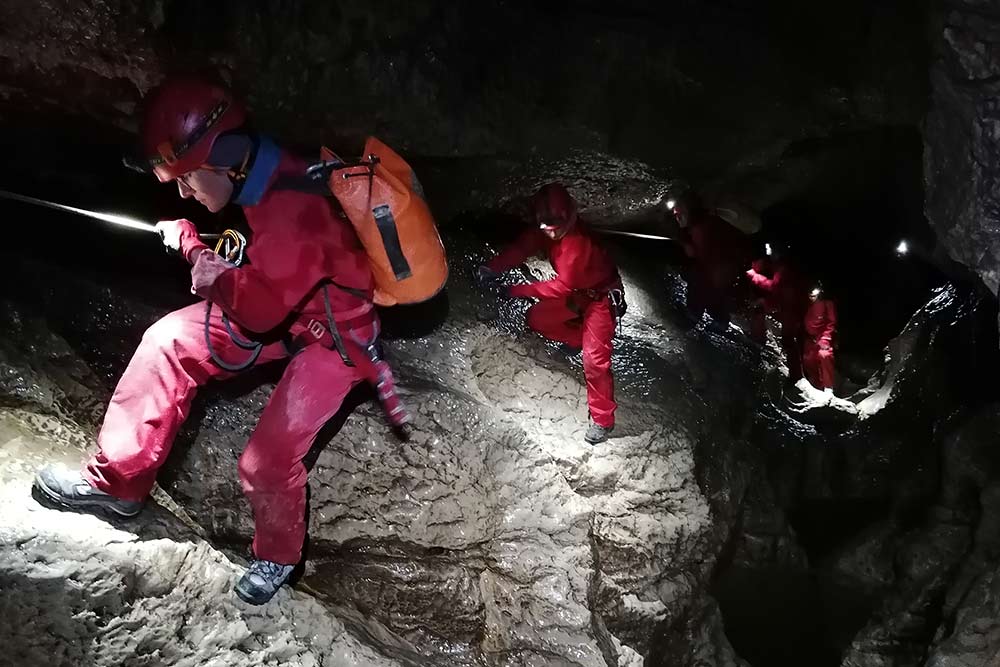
[271,172,332,196]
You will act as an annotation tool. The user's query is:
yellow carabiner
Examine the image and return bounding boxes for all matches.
[213,228,247,266]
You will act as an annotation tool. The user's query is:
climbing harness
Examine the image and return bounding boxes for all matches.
[198,137,417,427]
[202,228,259,372]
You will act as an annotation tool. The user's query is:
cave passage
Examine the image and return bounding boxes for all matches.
[3,1,1000,667]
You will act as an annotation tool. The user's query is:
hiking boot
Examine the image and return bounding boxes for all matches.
[33,465,143,518]
[584,421,614,444]
[235,559,295,605]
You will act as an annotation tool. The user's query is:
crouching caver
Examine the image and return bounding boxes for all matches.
[480,183,625,444]
[32,77,408,605]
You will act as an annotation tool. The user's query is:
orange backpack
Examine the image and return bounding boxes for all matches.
[312,137,448,306]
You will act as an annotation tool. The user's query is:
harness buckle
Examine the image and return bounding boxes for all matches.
[307,319,326,340]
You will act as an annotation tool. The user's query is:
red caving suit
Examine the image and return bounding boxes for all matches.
[802,298,837,390]
[746,259,810,381]
[487,225,621,428]
[679,212,751,324]
[84,151,376,566]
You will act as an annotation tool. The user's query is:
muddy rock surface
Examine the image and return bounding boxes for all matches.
[0,226,757,666]
[4,217,1000,667]
[0,302,401,667]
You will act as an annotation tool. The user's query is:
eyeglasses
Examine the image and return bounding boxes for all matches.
[176,172,196,189]
[176,166,229,190]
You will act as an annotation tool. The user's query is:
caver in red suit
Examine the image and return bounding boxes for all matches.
[85,80,380,568]
[485,183,622,435]
[32,77,416,606]
[675,199,752,326]
[83,158,378,567]
[746,256,810,381]
[801,292,837,390]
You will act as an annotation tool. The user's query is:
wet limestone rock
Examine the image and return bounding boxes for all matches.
[156,247,751,665]
[925,1,1000,301]
[0,243,753,665]
[0,320,400,667]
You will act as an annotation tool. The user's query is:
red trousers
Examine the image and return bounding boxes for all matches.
[802,339,835,389]
[526,296,616,427]
[84,301,370,565]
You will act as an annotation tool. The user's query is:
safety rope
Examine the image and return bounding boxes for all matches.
[204,301,263,372]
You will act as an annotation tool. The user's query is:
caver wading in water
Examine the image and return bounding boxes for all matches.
[32,77,423,605]
[480,183,625,444]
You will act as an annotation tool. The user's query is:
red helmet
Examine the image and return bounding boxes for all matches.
[141,77,247,183]
[532,182,578,229]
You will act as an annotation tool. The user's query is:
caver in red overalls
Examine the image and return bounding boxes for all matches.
[79,77,400,572]
[746,256,810,381]
[802,293,837,390]
[486,184,622,433]
[33,77,410,605]
[83,147,379,566]
[675,201,752,326]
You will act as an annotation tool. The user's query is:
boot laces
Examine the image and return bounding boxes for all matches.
[249,559,286,582]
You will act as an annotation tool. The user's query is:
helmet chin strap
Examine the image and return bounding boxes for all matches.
[224,148,252,203]
[205,133,256,203]
[227,147,252,185]
[231,136,282,207]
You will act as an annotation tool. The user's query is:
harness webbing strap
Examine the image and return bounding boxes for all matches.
[372,205,412,279]
[322,284,355,367]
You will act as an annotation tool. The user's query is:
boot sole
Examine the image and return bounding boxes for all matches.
[32,479,142,518]
[234,578,292,606]
[234,582,272,605]
[584,430,613,444]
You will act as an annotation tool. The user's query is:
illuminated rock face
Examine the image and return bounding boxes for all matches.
[0,240,755,666]
[1,209,999,666]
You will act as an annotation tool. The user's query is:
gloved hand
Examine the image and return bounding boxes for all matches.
[155,219,198,253]
[476,264,499,283]
[190,250,235,297]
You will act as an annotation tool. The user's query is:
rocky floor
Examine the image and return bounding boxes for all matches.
[0,234,760,666]
[0,409,398,667]
[5,221,999,667]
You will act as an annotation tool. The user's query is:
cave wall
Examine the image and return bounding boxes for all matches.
[0,0,927,177]
[925,1,1000,296]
